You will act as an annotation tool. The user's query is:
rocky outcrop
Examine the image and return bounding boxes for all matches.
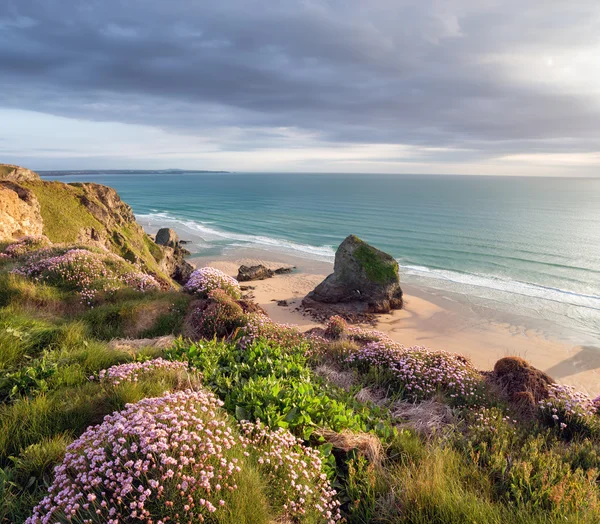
[157,246,195,285]
[302,235,403,317]
[0,164,194,286]
[155,228,179,248]
[236,264,294,282]
[0,164,40,183]
[0,181,43,240]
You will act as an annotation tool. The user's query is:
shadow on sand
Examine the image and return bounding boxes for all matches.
[544,346,600,380]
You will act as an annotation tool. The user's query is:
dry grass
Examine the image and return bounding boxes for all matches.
[108,335,176,352]
[392,398,455,437]
[316,428,384,466]
[314,363,357,391]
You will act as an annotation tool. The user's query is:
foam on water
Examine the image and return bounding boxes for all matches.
[137,212,336,261]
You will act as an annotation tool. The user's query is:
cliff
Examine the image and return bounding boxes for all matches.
[0,164,192,285]
[0,163,40,183]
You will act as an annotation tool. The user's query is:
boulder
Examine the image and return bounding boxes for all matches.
[302,235,403,316]
[155,228,179,248]
[237,264,295,282]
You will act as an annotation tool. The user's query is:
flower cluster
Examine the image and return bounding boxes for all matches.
[27,390,242,523]
[12,248,159,304]
[184,267,241,299]
[190,289,246,339]
[120,271,161,292]
[345,341,481,403]
[539,384,599,431]
[237,313,305,349]
[240,421,341,523]
[323,315,348,339]
[2,235,51,257]
[28,390,340,523]
[95,358,189,386]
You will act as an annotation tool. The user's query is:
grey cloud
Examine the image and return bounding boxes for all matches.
[1,0,600,163]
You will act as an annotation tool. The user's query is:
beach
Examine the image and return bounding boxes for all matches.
[192,249,600,398]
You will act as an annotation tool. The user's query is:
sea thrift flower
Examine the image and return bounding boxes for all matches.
[27,390,340,523]
[96,358,188,386]
[27,390,241,523]
[539,383,599,430]
[237,313,305,349]
[11,248,159,304]
[119,271,161,292]
[345,340,481,403]
[241,421,341,523]
[184,266,241,299]
[3,235,51,257]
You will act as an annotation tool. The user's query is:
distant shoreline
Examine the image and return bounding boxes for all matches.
[38,169,230,176]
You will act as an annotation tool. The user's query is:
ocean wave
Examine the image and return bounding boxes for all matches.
[401,264,600,311]
[137,212,600,313]
[136,212,336,261]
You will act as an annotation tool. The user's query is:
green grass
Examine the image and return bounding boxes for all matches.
[24,181,173,284]
[24,181,104,244]
[80,290,191,339]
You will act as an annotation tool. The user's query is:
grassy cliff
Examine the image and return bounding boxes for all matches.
[21,180,173,284]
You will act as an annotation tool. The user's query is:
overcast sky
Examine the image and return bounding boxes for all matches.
[1,0,599,175]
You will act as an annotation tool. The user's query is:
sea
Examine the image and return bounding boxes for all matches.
[42,172,600,344]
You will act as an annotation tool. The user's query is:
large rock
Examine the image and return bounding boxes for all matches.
[0,164,40,183]
[0,181,43,240]
[303,235,403,316]
[236,264,294,282]
[155,228,179,248]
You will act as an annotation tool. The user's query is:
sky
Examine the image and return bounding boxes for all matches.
[1,0,600,176]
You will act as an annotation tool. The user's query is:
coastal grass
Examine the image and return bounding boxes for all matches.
[3,246,600,522]
[24,181,104,244]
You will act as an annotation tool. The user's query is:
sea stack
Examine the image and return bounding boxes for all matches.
[302,234,403,317]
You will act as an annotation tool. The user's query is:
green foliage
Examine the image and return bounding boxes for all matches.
[0,354,57,402]
[167,338,394,441]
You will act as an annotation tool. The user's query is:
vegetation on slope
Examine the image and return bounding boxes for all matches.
[1,241,600,523]
[21,180,173,283]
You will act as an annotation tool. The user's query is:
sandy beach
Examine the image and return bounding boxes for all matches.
[192,250,600,398]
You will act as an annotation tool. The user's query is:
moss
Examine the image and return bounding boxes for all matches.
[25,182,104,244]
[353,241,399,284]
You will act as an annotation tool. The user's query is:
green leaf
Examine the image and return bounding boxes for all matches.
[235,405,249,421]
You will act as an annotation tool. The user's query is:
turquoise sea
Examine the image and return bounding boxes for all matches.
[43,173,600,343]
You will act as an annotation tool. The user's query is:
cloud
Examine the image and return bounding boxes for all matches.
[1,0,599,173]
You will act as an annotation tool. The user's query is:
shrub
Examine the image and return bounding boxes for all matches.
[189,288,246,339]
[324,315,348,339]
[185,266,241,299]
[2,236,51,258]
[345,341,482,404]
[27,389,340,523]
[94,357,189,386]
[237,313,306,349]
[12,248,159,304]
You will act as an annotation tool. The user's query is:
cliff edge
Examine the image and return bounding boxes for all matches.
[0,163,193,285]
